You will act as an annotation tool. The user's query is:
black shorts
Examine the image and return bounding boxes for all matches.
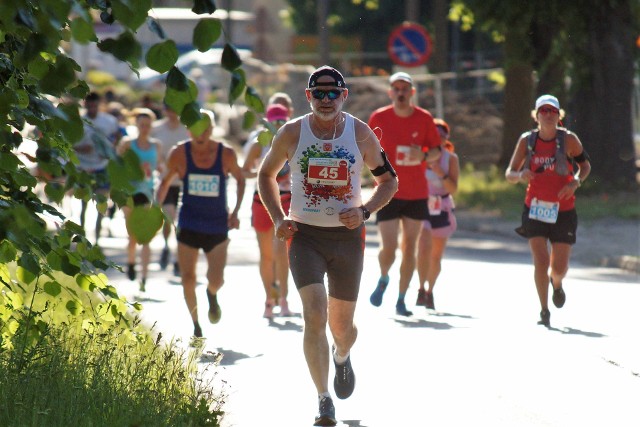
[132,192,150,206]
[163,186,181,207]
[376,198,429,222]
[515,205,578,244]
[177,228,228,253]
[288,222,365,302]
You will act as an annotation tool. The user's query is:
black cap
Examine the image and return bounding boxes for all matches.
[308,65,347,89]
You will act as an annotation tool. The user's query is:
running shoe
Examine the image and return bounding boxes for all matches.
[279,297,292,316]
[333,348,355,399]
[193,323,203,338]
[551,280,566,308]
[139,278,146,292]
[313,396,337,426]
[173,261,180,277]
[207,289,221,324]
[159,247,169,270]
[127,263,136,281]
[416,288,427,306]
[395,300,413,317]
[538,309,551,327]
[425,291,435,310]
[369,277,389,307]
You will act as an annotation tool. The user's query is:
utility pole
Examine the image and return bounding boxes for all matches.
[317,0,330,65]
[405,0,419,23]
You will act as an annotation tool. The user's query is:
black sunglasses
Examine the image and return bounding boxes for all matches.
[310,89,343,101]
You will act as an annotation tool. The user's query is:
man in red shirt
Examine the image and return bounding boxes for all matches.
[368,72,441,316]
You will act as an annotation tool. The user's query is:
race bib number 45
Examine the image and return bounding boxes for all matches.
[308,158,349,186]
[188,174,220,197]
[529,198,559,224]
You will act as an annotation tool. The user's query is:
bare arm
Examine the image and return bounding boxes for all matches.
[224,146,245,229]
[558,132,591,199]
[430,151,460,194]
[241,142,263,179]
[156,145,183,204]
[258,123,297,238]
[339,120,398,229]
[505,136,533,184]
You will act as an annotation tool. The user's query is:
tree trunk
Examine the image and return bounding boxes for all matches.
[430,0,449,73]
[498,29,535,168]
[570,2,637,189]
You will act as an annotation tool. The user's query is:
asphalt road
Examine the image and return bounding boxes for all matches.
[84,188,639,427]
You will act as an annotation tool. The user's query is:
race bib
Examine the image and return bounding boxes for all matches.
[529,198,559,224]
[307,158,349,186]
[396,145,421,166]
[428,195,442,215]
[188,174,220,197]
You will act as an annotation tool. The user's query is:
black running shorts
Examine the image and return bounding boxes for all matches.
[177,228,228,253]
[288,222,365,301]
[376,198,429,222]
[515,205,578,244]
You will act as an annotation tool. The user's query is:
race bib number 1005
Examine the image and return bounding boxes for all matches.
[529,198,559,224]
[307,158,349,186]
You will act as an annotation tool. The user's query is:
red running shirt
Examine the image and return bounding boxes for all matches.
[525,137,576,211]
[368,105,440,200]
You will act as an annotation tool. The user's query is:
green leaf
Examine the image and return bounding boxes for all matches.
[65,300,81,316]
[60,255,81,276]
[193,19,222,52]
[0,240,17,263]
[18,252,41,277]
[111,0,152,31]
[44,182,66,204]
[46,251,63,271]
[221,43,242,71]
[244,86,265,113]
[228,69,246,105]
[181,102,203,128]
[70,17,97,44]
[97,32,141,69]
[126,205,164,244]
[43,281,62,297]
[192,0,217,15]
[257,129,274,147]
[242,110,256,130]
[165,80,198,115]
[145,40,179,74]
[16,266,36,285]
[166,66,189,91]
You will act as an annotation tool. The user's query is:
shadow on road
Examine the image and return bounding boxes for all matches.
[393,318,454,330]
[268,318,304,332]
[552,326,607,338]
[208,348,264,366]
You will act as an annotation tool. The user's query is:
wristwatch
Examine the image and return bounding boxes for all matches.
[360,206,371,221]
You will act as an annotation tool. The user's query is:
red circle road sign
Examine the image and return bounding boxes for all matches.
[387,23,433,67]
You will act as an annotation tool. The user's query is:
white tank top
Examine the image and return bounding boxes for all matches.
[289,113,363,227]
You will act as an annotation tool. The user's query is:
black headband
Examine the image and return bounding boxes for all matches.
[308,66,347,88]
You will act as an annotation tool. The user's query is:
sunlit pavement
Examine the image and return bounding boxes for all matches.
[76,185,639,427]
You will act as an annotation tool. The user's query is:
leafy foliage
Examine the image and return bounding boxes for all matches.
[0,1,260,408]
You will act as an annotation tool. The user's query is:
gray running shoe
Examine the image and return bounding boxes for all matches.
[333,349,355,399]
[313,396,337,426]
[551,279,566,308]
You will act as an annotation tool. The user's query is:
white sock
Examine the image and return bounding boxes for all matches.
[318,392,331,403]
[333,347,349,365]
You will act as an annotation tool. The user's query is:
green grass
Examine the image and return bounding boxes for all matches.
[0,307,224,426]
[456,164,640,221]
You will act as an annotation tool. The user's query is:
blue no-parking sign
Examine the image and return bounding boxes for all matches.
[387,23,432,67]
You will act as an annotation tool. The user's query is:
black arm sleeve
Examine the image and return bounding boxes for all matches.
[370,149,397,177]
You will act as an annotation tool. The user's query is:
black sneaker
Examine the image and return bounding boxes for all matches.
[313,396,337,426]
[552,280,566,308]
[159,247,169,270]
[333,348,355,400]
[139,278,146,292]
[173,261,180,277]
[193,323,203,338]
[416,288,427,306]
[425,291,435,310]
[537,309,551,327]
[127,263,136,281]
[206,289,221,324]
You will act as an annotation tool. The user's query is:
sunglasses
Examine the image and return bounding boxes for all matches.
[310,89,343,101]
[538,106,559,115]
